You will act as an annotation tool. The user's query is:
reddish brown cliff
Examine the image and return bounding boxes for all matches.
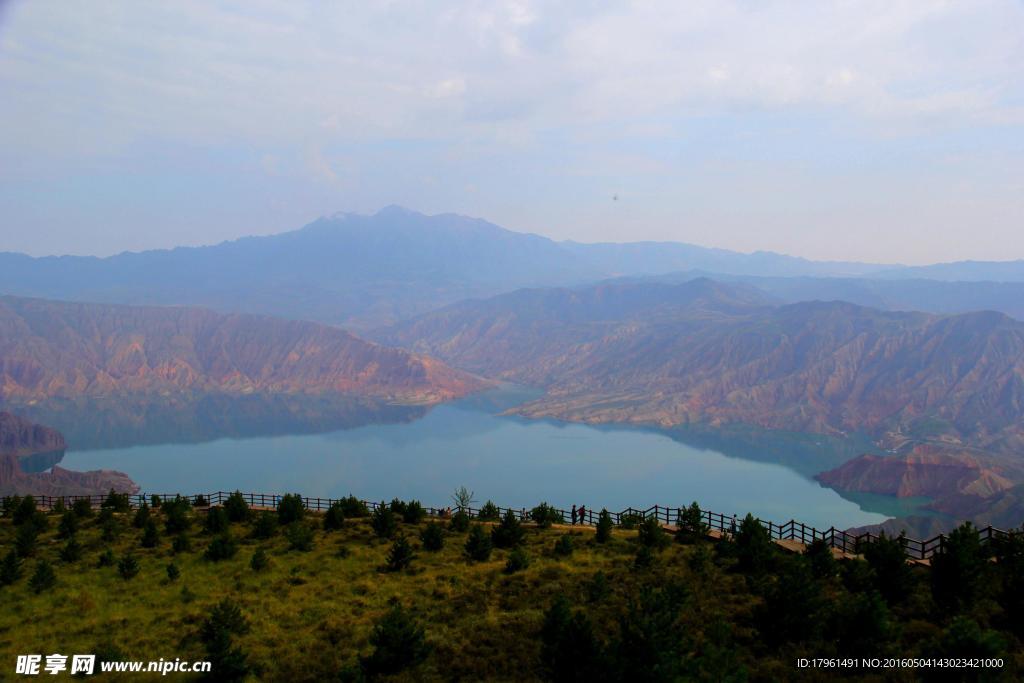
[0,453,138,497]
[0,411,66,457]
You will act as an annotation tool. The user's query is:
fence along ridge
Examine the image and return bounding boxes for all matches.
[13,490,1009,561]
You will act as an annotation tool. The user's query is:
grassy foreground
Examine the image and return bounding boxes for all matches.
[1,494,1023,681]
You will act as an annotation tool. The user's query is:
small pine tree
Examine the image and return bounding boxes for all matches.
[805,538,838,580]
[200,599,251,681]
[419,522,445,552]
[595,509,613,544]
[477,501,500,522]
[100,517,120,543]
[204,534,238,561]
[117,554,140,580]
[172,534,192,554]
[931,522,988,614]
[286,523,314,552]
[250,548,269,572]
[223,491,250,523]
[15,523,38,557]
[72,498,93,519]
[553,534,574,557]
[97,548,115,568]
[204,507,229,535]
[505,547,530,574]
[360,604,430,678]
[60,537,83,563]
[58,510,78,539]
[166,562,180,582]
[634,545,654,569]
[323,502,345,531]
[163,498,192,535]
[530,502,564,529]
[372,503,398,539]
[735,513,775,575]
[339,495,370,518]
[862,532,913,605]
[29,560,56,593]
[132,502,151,529]
[638,516,669,550]
[194,494,209,508]
[676,501,709,543]
[586,571,610,602]
[464,524,492,562]
[385,535,415,572]
[13,495,37,526]
[277,494,305,525]
[141,519,160,548]
[402,500,425,525]
[0,550,22,586]
[491,509,525,549]
[150,494,162,509]
[53,498,67,514]
[101,489,130,513]
[250,511,279,540]
[389,498,409,518]
[449,509,470,533]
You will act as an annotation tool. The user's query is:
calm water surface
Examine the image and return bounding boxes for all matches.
[58,387,891,529]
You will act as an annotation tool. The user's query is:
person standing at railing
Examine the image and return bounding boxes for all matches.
[578,504,586,526]
[571,505,578,525]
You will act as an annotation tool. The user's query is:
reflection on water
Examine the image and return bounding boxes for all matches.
[45,386,905,529]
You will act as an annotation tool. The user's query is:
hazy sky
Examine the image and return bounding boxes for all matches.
[1,1,1022,264]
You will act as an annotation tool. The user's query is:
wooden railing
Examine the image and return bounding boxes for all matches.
[15,491,1013,561]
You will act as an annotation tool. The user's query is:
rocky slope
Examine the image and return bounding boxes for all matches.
[0,411,66,457]
[380,279,1024,459]
[0,453,138,497]
[0,295,486,405]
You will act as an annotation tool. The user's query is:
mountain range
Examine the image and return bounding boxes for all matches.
[3,206,1024,331]
[0,295,484,405]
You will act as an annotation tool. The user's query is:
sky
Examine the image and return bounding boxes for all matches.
[1,1,1022,264]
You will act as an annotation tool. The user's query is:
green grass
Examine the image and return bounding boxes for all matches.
[1,505,1022,681]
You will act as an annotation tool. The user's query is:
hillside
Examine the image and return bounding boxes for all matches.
[380,279,1024,458]
[0,295,485,405]
[0,411,66,457]
[0,497,1018,681]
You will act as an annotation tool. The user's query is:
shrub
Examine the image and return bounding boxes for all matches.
[735,514,775,575]
[449,510,470,533]
[250,511,279,539]
[505,547,530,574]
[200,599,251,681]
[477,501,500,521]
[372,503,398,539]
[385,535,415,572]
[389,498,408,518]
[204,534,238,561]
[117,554,140,580]
[323,502,345,531]
[172,534,192,554]
[464,524,492,562]
[403,500,425,525]
[338,495,370,518]
[1,550,23,586]
[166,563,180,582]
[29,560,56,593]
[931,522,988,614]
[676,501,709,543]
[595,509,613,544]
[360,604,430,678]
[553,534,574,557]
[72,498,93,519]
[132,502,150,529]
[861,532,913,605]
[58,510,78,539]
[97,548,115,568]
[101,490,131,513]
[286,523,314,552]
[491,509,525,549]
[60,537,83,563]
[277,494,305,525]
[250,548,269,572]
[805,538,838,580]
[638,516,669,550]
[13,495,37,526]
[223,491,250,523]
[194,494,209,507]
[530,502,564,529]
[204,507,230,535]
[150,494,162,509]
[832,589,893,657]
[634,545,655,569]
[619,512,642,530]
[163,498,192,535]
[100,517,120,543]
[141,519,160,548]
[15,524,38,557]
[420,522,445,552]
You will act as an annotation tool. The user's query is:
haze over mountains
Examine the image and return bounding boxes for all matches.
[3,207,1024,331]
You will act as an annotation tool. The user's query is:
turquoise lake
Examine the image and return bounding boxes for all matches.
[51,386,893,530]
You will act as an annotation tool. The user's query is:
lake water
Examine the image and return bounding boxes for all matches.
[53,386,892,530]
